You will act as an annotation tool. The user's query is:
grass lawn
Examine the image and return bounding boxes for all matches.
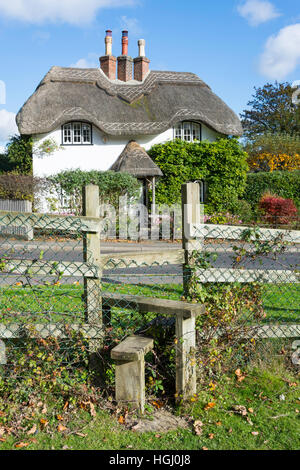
[0,281,299,450]
[0,282,299,324]
[0,362,299,450]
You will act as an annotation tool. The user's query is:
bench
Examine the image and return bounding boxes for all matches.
[111,336,154,413]
[104,293,205,405]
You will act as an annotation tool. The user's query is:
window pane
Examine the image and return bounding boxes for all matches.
[73,123,81,144]
[183,123,191,142]
[82,124,91,143]
[63,124,72,144]
[192,123,200,140]
[175,124,182,140]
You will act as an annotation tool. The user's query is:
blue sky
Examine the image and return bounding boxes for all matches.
[0,0,300,150]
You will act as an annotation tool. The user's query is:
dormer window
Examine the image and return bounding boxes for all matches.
[62,122,92,145]
[174,122,201,142]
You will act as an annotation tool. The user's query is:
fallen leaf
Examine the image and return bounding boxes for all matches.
[232,405,247,416]
[57,424,68,433]
[0,427,5,438]
[152,400,163,409]
[40,418,48,429]
[202,447,209,451]
[248,408,254,414]
[216,421,222,426]
[56,415,63,421]
[209,433,214,439]
[155,434,161,439]
[235,369,246,382]
[63,401,69,411]
[289,383,297,388]
[118,415,125,425]
[204,402,216,410]
[75,432,87,438]
[251,431,259,436]
[27,424,37,436]
[193,420,204,436]
[0,438,6,443]
[89,402,96,418]
[15,442,30,448]
[41,404,47,414]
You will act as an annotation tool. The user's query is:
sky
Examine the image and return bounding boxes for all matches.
[0,0,300,151]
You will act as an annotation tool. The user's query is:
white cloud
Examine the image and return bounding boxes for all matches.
[0,0,137,25]
[70,53,99,68]
[237,0,281,26]
[0,109,18,142]
[120,16,141,36]
[259,23,300,79]
[0,146,5,154]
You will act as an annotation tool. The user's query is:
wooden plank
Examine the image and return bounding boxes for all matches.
[111,336,154,361]
[0,323,104,339]
[101,249,184,269]
[0,259,98,278]
[0,211,101,234]
[102,292,205,319]
[195,268,299,284]
[189,223,300,244]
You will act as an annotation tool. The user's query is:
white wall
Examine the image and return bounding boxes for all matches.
[32,123,220,177]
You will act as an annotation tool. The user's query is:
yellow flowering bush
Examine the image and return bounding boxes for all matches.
[248,152,300,172]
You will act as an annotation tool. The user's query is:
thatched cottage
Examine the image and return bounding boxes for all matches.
[16,30,242,210]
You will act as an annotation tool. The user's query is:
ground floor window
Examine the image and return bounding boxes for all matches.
[62,122,92,145]
[173,122,201,142]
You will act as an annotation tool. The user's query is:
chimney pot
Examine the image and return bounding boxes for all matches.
[100,29,117,80]
[117,31,133,81]
[134,39,150,81]
[138,39,146,57]
[122,30,129,56]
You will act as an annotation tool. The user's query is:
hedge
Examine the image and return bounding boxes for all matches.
[244,170,300,210]
[148,138,248,212]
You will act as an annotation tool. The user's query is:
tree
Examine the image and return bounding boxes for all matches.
[240,82,300,139]
[5,135,33,175]
[245,132,300,172]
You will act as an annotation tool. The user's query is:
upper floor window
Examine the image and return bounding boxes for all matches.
[62,122,92,145]
[174,122,201,142]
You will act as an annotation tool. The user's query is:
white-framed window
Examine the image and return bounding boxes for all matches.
[62,122,92,145]
[173,122,201,142]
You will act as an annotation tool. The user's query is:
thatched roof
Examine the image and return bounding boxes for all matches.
[110,140,163,178]
[16,66,243,137]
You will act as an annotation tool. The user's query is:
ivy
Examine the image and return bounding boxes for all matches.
[148,138,248,212]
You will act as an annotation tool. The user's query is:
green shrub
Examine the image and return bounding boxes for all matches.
[244,171,300,210]
[148,138,248,212]
[4,135,33,175]
[49,169,141,215]
[231,199,254,224]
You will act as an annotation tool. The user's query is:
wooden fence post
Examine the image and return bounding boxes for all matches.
[83,185,102,378]
[181,182,201,297]
[178,182,201,400]
[175,313,197,400]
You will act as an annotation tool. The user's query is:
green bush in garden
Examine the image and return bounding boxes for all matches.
[49,169,141,214]
[148,138,248,212]
[244,171,300,210]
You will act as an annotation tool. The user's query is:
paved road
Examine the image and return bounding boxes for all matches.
[0,238,298,285]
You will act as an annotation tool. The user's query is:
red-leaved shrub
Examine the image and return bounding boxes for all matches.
[259,194,298,225]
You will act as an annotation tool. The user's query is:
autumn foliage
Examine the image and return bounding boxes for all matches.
[259,194,298,225]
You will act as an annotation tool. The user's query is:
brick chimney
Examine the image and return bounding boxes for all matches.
[100,30,117,80]
[117,31,133,82]
[134,39,150,81]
